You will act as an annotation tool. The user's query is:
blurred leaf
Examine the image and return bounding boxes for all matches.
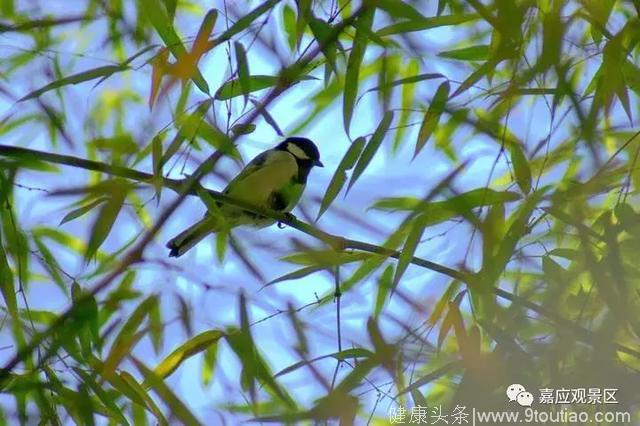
[282,4,297,51]
[377,14,478,36]
[347,111,393,192]
[230,123,256,136]
[153,330,224,380]
[509,143,532,194]
[18,65,126,102]
[117,371,167,424]
[438,45,489,61]
[374,0,424,20]
[414,81,450,158]
[308,17,339,75]
[437,290,466,350]
[374,265,394,318]
[372,188,520,219]
[216,0,280,44]
[265,265,324,286]
[364,73,445,95]
[0,236,17,324]
[131,356,202,426]
[274,348,373,378]
[102,296,158,378]
[317,137,366,220]
[60,197,108,225]
[152,135,162,202]
[343,9,375,134]
[140,0,209,94]
[202,343,218,387]
[392,215,428,292]
[215,75,316,100]
[149,300,163,355]
[85,183,127,261]
[234,42,250,105]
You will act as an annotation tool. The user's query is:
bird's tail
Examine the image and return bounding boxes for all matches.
[166,216,217,257]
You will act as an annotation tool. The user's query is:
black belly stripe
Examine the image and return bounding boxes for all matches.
[270,191,288,211]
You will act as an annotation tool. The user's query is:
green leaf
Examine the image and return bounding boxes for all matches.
[234,42,250,104]
[153,330,224,380]
[317,137,366,220]
[152,135,163,202]
[371,188,521,214]
[140,0,209,94]
[452,56,501,97]
[343,10,375,134]
[131,357,202,426]
[377,14,478,36]
[216,0,280,44]
[509,143,532,194]
[18,65,125,102]
[347,111,394,192]
[274,348,373,378]
[308,17,338,75]
[215,75,316,100]
[374,265,394,318]
[265,265,324,286]
[374,0,424,20]
[393,215,427,291]
[202,344,218,386]
[85,184,127,260]
[414,81,450,158]
[438,45,489,61]
[102,296,158,378]
[230,123,256,136]
[0,236,17,324]
[117,371,167,424]
[60,197,108,225]
[282,4,297,51]
[364,73,445,95]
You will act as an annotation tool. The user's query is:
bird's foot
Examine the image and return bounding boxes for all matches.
[277,212,296,229]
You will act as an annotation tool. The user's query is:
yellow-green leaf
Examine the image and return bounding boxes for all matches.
[153,330,224,380]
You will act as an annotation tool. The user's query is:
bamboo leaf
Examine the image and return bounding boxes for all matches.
[234,41,250,105]
[59,197,108,225]
[85,185,127,260]
[18,65,125,102]
[216,0,280,44]
[131,357,202,426]
[347,111,394,192]
[215,74,316,100]
[102,296,158,378]
[274,348,373,378]
[392,216,427,292]
[509,143,532,194]
[438,45,489,61]
[153,330,224,380]
[317,137,366,220]
[414,81,450,158]
[374,0,425,20]
[377,14,478,36]
[140,0,209,94]
[343,10,375,134]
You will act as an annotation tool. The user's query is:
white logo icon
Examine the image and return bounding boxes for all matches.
[516,391,534,407]
[506,384,533,406]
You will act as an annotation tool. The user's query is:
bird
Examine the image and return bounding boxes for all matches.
[166,137,323,257]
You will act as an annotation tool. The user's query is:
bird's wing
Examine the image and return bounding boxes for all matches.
[222,149,299,208]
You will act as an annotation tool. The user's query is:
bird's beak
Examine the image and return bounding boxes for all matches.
[314,160,324,167]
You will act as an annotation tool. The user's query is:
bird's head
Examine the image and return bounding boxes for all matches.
[278,137,323,167]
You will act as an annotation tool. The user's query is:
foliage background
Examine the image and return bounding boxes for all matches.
[1,0,640,424]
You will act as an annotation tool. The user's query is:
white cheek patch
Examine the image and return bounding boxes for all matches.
[287,143,309,160]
